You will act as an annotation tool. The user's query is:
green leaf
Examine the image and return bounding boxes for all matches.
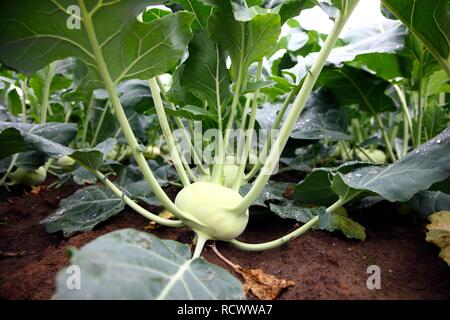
[40,186,125,237]
[207,6,281,77]
[422,102,449,140]
[54,229,245,299]
[71,138,117,170]
[145,104,217,122]
[318,66,397,114]
[270,202,322,224]
[240,180,290,206]
[0,122,76,160]
[166,65,204,106]
[295,161,373,206]
[181,30,231,112]
[382,0,450,69]
[319,209,366,240]
[0,128,29,159]
[0,1,195,91]
[326,19,406,66]
[141,6,172,22]
[7,87,21,116]
[408,191,450,219]
[290,89,351,141]
[176,0,211,29]
[339,126,450,202]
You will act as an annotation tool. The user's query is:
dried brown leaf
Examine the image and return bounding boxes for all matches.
[144,210,175,230]
[426,211,450,266]
[235,265,295,300]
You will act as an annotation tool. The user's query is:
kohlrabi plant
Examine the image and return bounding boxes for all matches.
[0,0,449,299]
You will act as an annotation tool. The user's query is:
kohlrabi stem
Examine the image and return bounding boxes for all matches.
[232,1,360,213]
[211,25,247,183]
[244,83,301,181]
[228,195,356,251]
[233,61,263,190]
[393,84,411,156]
[215,44,223,134]
[90,100,109,147]
[81,94,94,147]
[78,0,204,226]
[192,233,208,259]
[374,113,396,162]
[1,79,28,185]
[93,169,183,227]
[20,77,28,124]
[0,154,18,186]
[40,62,56,124]
[156,76,209,176]
[148,78,190,186]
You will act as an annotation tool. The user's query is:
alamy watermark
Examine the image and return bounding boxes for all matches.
[366,265,381,290]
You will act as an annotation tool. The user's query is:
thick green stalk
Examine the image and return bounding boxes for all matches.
[244,84,300,182]
[228,195,354,251]
[148,78,190,186]
[0,154,18,186]
[211,24,247,183]
[90,100,109,147]
[20,77,28,123]
[81,94,94,147]
[233,61,262,190]
[393,84,412,156]
[40,63,56,124]
[156,76,209,176]
[374,113,396,162]
[192,232,208,259]
[78,0,204,226]
[232,1,360,213]
[93,170,183,228]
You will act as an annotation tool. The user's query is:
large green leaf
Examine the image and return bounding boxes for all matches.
[181,30,231,112]
[40,185,125,237]
[0,122,76,160]
[318,66,397,114]
[0,1,194,90]
[54,229,245,299]
[207,3,281,77]
[382,0,450,73]
[339,126,450,202]
[327,19,406,66]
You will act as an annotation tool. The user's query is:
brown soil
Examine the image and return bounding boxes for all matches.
[0,182,449,300]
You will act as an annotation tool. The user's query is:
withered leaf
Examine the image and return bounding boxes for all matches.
[426,211,450,266]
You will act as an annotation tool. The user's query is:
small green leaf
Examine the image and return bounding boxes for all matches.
[319,209,366,240]
[40,186,125,237]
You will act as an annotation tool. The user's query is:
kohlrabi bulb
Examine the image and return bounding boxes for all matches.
[175,182,249,240]
[58,156,75,171]
[223,163,240,188]
[10,166,47,187]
